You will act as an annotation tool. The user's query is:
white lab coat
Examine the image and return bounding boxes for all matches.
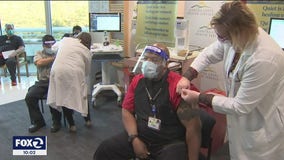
[47,37,91,116]
[191,28,284,160]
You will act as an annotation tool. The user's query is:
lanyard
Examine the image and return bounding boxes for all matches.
[145,86,162,117]
[228,52,241,76]
[143,70,168,117]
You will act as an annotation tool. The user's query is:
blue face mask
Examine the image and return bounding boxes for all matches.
[141,61,159,79]
[44,48,56,55]
[6,29,14,36]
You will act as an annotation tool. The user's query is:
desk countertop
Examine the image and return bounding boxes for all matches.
[91,43,123,53]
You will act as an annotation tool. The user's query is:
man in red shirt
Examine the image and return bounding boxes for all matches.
[94,43,202,160]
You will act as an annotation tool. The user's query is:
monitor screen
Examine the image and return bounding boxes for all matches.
[268,18,284,50]
[89,13,121,32]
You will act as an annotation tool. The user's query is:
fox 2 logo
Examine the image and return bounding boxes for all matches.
[13,136,46,150]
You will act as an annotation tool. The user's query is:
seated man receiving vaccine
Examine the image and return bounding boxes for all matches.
[94,43,203,160]
[25,35,62,133]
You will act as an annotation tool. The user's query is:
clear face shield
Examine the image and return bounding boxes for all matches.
[43,40,56,46]
[43,40,56,54]
[132,45,169,74]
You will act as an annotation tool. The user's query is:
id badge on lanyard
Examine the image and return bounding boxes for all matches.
[147,104,161,130]
[145,82,162,131]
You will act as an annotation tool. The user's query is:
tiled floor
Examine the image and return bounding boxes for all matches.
[0,63,37,105]
[0,75,37,105]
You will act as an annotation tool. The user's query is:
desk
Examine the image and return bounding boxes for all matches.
[91,43,123,106]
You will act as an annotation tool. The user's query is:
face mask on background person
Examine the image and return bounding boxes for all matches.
[73,32,80,37]
[141,61,159,79]
[6,29,14,36]
[73,31,81,38]
[44,48,56,55]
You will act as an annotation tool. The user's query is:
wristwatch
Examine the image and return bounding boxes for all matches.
[128,134,138,143]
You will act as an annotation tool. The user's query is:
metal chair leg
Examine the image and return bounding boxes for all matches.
[63,111,67,127]
[40,99,44,113]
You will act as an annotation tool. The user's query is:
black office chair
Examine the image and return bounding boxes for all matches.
[199,109,216,160]
[36,66,67,126]
[39,93,66,127]
[39,93,47,113]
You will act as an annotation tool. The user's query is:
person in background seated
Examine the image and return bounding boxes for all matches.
[62,25,82,38]
[25,35,62,133]
[177,1,284,160]
[0,24,25,86]
[47,32,92,132]
[52,25,83,52]
[94,43,202,160]
[71,25,82,37]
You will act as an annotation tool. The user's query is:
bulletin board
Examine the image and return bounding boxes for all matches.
[135,1,177,46]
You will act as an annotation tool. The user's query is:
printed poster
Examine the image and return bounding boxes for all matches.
[184,1,226,92]
[247,1,284,32]
[135,1,177,47]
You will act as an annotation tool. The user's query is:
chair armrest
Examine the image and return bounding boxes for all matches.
[16,51,27,63]
[16,51,26,56]
[16,51,26,59]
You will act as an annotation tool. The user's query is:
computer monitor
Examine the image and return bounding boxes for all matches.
[268,18,284,50]
[89,12,121,32]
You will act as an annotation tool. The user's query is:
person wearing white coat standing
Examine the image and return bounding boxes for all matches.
[47,32,92,132]
[177,1,284,160]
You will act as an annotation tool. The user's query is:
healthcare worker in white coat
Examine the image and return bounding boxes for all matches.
[177,1,284,160]
[47,32,92,131]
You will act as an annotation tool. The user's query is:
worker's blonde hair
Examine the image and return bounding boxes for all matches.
[210,1,258,52]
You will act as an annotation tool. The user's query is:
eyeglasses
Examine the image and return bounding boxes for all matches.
[214,28,230,43]
[216,33,229,42]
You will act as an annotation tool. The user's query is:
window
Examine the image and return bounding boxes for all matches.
[0,1,45,61]
[0,1,89,75]
[50,1,89,40]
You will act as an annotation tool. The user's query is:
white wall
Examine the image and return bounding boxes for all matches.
[184,1,226,92]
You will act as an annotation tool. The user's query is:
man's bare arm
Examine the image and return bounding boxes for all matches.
[177,99,201,160]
